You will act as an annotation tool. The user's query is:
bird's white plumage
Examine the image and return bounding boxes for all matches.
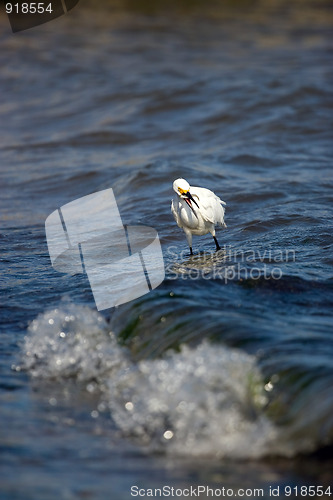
[171,178,226,252]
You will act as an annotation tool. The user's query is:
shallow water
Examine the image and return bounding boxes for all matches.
[1,0,333,498]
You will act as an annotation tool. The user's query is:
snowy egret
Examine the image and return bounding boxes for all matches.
[171,178,226,255]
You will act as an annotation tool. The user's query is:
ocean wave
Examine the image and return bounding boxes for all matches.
[18,303,332,459]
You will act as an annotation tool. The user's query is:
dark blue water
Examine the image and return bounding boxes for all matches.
[1,1,333,498]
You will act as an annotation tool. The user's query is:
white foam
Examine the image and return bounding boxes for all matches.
[106,341,280,458]
[22,304,128,381]
[20,304,289,458]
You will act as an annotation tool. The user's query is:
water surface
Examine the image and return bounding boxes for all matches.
[1,1,333,498]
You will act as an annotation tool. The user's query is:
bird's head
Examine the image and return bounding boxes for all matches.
[173,178,190,197]
[173,178,199,213]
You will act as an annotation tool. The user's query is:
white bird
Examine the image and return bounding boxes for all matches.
[171,178,226,255]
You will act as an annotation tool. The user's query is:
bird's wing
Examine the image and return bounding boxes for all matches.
[171,198,183,228]
[191,186,226,225]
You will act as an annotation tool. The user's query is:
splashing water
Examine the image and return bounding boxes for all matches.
[19,304,299,459]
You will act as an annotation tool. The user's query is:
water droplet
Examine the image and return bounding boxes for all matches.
[48,319,54,325]
[264,381,274,392]
[125,401,134,411]
[163,430,174,440]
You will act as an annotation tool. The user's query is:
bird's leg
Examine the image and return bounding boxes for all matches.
[213,235,221,251]
[185,230,193,256]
